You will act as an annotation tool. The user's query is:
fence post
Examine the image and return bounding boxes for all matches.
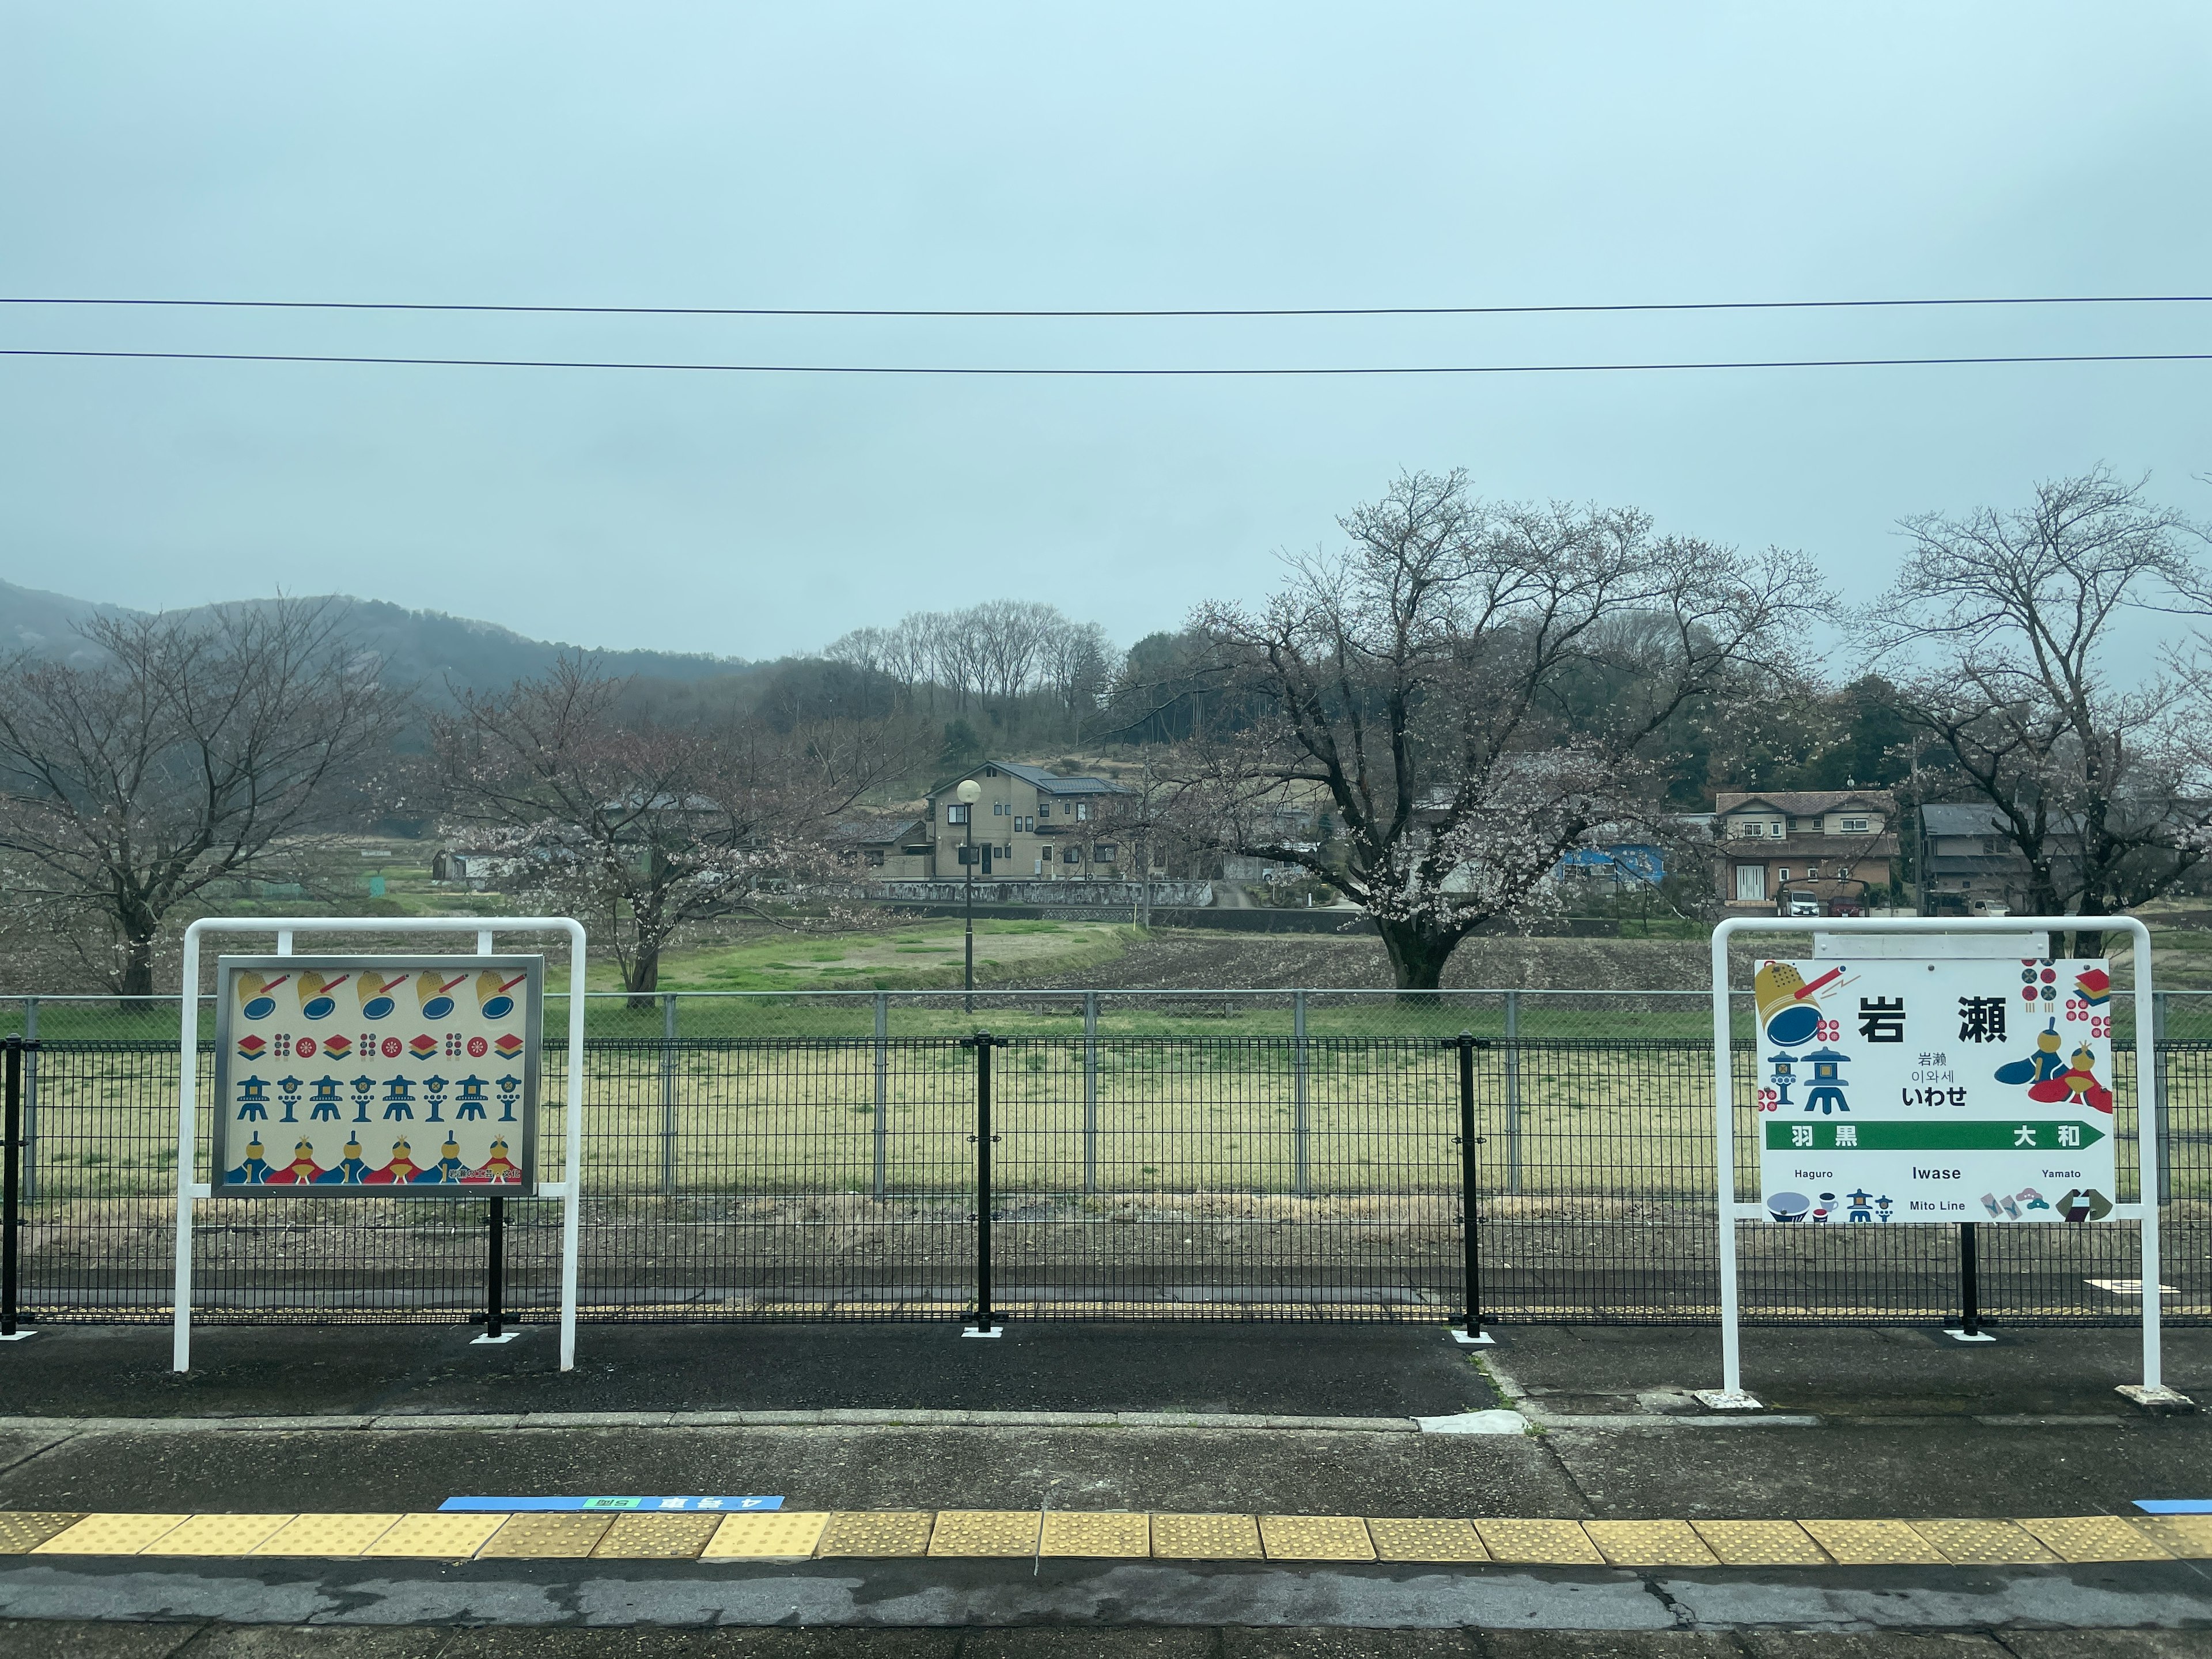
[3,1036,24,1338]
[1956,1220,1980,1339]
[1503,990,1522,1197]
[960,1032,1008,1335]
[659,993,678,1197]
[19,998,35,1206]
[1444,1031,1493,1344]
[873,992,889,1200]
[1293,990,1310,1198]
[483,1196,506,1340]
[2154,990,2172,1206]
[1083,991,1099,1196]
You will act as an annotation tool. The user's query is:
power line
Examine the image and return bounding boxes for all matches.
[1,346,2209,376]
[1,293,2209,320]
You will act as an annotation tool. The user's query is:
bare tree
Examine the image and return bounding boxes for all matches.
[0,601,406,995]
[1863,467,2212,953]
[435,657,909,998]
[1043,618,1113,722]
[1175,471,1821,988]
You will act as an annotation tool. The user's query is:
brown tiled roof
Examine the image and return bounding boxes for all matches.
[1713,790,1896,816]
[1722,834,1897,858]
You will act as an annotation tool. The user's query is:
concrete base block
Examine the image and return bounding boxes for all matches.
[1691,1389,1764,1411]
[2118,1384,2196,1415]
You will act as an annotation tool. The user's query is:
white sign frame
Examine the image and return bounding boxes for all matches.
[173,916,588,1374]
[1705,914,2182,1411]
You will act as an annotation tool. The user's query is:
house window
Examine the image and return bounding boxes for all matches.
[1094,843,1118,862]
[865,850,885,867]
[1779,868,1791,882]
[1038,802,1050,817]
[945,804,968,824]
[902,844,930,857]
[994,801,1007,816]
[1741,821,1762,838]
[1840,816,1869,834]
[1734,864,1767,902]
[1064,847,1080,863]
[1020,816,1033,832]
[1077,803,1090,820]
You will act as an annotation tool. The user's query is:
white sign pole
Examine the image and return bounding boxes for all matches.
[1708,923,1747,1403]
[170,926,206,1375]
[1701,913,2187,1413]
[559,921,586,1374]
[2127,918,2165,1400]
[171,915,586,1375]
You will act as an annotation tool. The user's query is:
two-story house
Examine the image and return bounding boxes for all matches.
[849,762,1137,881]
[1916,801,2082,915]
[1714,789,1898,914]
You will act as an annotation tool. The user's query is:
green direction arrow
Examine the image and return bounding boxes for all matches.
[1763,1119,2106,1152]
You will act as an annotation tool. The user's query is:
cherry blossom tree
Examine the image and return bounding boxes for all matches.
[1175,471,1821,988]
[434,656,907,998]
[1863,468,2212,955]
[0,600,404,996]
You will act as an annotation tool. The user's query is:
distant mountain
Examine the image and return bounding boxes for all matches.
[0,578,128,664]
[0,579,753,694]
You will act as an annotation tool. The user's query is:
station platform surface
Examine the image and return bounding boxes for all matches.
[1,1320,2209,1648]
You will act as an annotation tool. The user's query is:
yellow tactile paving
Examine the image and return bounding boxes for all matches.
[928,1510,1043,1557]
[2017,1516,2174,1563]
[816,1511,935,1558]
[1473,1518,1604,1565]
[2128,1516,2212,1559]
[703,1511,831,1559]
[141,1514,294,1557]
[1584,1520,1719,1568]
[1798,1520,1948,1566]
[1149,1512,1263,1560]
[31,1514,191,1555]
[593,1512,722,1559]
[1257,1514,1374,1562]
[6,1507,2206,1569]
[252,1513,404,1556]
[0,1514,85,1554]
[1690,1521,1831,1567]
[476,1513,615,1559]
[1039,1512,1151,1558]
[1366,1517,1488,1563]
[1912,1519,2061,1566]
[361,1513,507,1559]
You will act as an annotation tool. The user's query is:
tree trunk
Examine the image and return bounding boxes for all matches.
[1374,915,1465,993]
[118,909,160,1001]
[625,941,660,1010]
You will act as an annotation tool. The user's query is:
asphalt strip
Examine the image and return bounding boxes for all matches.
[2,1556,2209,1631]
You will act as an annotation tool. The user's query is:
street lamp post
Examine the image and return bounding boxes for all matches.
[956,779,982,1013]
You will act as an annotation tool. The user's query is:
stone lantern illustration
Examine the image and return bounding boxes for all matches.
[1802,1047,1851,1115]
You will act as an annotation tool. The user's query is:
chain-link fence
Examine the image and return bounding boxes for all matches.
[2,988,2204,1328]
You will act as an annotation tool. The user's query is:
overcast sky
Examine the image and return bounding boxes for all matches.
[3,5,2209,662]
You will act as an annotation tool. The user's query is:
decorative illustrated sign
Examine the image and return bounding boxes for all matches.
[211,954,542,1197]
[1752,955,2117,1225]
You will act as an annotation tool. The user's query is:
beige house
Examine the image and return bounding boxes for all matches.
[1714,789,1898,913]
[850,762,1136,881]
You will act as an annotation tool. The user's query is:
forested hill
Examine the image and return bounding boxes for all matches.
[0,578,751,695]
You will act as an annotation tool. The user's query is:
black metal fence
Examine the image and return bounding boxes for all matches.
[1,990,2205,1329]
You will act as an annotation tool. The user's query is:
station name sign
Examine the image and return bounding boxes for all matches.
[1753,955,2116,1226]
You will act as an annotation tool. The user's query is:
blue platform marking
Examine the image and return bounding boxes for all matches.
[439,1495,783,1513]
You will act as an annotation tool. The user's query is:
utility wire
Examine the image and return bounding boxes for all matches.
[1,293,2210,320]
[2,347,2209,376]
